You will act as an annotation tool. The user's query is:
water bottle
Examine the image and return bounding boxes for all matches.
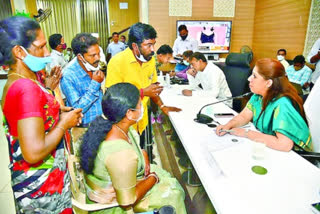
[158,71,164,86]
[165,73,171,88]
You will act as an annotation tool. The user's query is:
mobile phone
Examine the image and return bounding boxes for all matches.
[214,113,235,118]
[311,202,320,214]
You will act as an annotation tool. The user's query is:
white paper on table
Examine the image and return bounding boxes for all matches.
[207,134,244,152]
[199,144,225,178]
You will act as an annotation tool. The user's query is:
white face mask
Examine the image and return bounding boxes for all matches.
[128,104,144,122]
[183,60,190,66]
[277,55,284,61]
[134,45,148,63]
[80,54,99,72]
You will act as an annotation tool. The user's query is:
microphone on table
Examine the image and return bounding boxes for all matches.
[194,92,253,124]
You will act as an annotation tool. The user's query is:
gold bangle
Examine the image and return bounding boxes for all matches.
[56,126,65,133]
[147,173,159,183]
[160,104,165,109]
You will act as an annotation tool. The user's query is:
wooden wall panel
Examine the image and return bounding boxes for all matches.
[252,0,311,61]
[149,0,256,57]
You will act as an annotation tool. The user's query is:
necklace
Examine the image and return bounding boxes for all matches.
[7,72,38,84]
[7,72,51,95]
[114,124,132,144]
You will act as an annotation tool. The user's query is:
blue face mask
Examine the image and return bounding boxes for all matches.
[20,46,52,72]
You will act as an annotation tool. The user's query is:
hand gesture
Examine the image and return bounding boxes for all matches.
[187,68,197,77]
[169,71,176,77]
[216,124,231,136]
[143,83,163,98]
[60,106,73,112]
[46,66,62,90]
[182,89,192,96]
[161,106,182,115]
[92,70,105,83]
[59,108,83,129]
[94,187,117,204]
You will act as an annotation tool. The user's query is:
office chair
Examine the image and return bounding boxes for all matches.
[223,52,252,112]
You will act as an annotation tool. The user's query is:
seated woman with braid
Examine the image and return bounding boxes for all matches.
[80,83,186,214]
[216,58,312,152]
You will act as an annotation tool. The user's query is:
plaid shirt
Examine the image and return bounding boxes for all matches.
[286,65,312,86]
[61,58,103,125]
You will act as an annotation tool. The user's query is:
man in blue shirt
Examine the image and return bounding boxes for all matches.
[61,33,104,127]
[106,32,126,62]
[285,55,312,89]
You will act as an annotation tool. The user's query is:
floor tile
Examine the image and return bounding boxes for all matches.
[0,193,15,213]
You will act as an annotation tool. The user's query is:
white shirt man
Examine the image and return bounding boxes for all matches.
[91,33,106,64]
[183,53,232,106]
[173,36,198,57]
[277,49,290,70]
[307,38,320,84]
[48,34,68,71]
[49,49,68,70]
[106,32,126,58]
[107,41,126,57]
[173,25,198,56]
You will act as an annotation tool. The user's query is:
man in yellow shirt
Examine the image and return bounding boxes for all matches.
[106,22,181,149]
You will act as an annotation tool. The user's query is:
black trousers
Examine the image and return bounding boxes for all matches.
[139,107,154,162]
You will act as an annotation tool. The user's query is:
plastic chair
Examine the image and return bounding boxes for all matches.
[67,152,119,213]
[223,52,252,112]
[66,131,118,213]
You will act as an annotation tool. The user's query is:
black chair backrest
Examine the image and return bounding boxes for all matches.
[287,59,294,65]
[224,52,252,112]
[290,82,303,95]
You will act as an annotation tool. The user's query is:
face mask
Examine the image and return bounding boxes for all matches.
[128,104,144,122]
[61,43,67,50]
[183,60,190,66]
[20,46,52,72]
[135,45,149,63]
[277,55,284,61]
[181,34,188,41]
[66,51,71,55]
[79,54,99,72]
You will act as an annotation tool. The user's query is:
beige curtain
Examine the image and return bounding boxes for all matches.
[80,0,109,50]
[303,0,320,57]
[36,0,80,51]
[0,0,12,20]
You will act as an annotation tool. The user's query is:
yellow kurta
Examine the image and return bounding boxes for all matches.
[105,48,157,134]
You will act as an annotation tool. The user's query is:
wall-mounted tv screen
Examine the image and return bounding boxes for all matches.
[176,20,232,54]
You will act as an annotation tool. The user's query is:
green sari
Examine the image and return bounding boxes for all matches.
[85,127,186,214]
[246,94,312,151]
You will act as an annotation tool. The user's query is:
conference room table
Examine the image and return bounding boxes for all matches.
[159,84,320,214]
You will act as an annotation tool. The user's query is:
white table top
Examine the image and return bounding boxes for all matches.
[160,85,320,214]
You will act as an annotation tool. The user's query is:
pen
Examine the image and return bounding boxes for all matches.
[219,129,234,133]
